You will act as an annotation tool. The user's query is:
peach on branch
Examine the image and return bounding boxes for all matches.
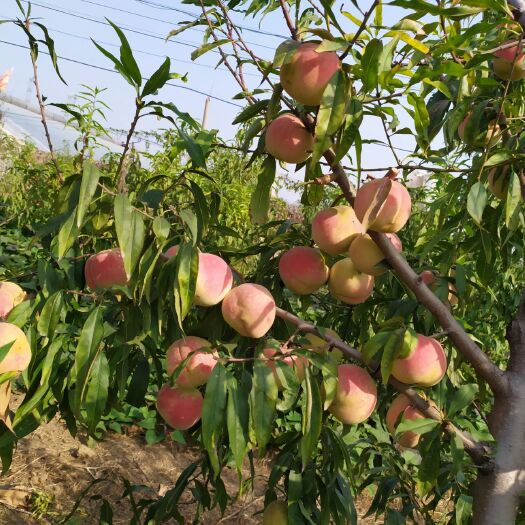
[328,364,377,424]
[458,113,501,148]
[420,271,458,307]
[156,384,203,430]
[0,293,14,320]
[328,258,374,304]
[193,253,233,307]
[488,166,510,200]
[493,41,525,81]
[166,336,218,388]
[278,246,329,295]
[391,334,447,387]
[348,233,402,276]
[263,500,288,525]
[265,113,314,164]
[354,178,412,233]
[263,346,306,388]
[386,393,439,448]
[311,205,364,256]
[279,42,340,106]
[0,322,31,374]
[85,248,129,290]
[221,283,276,338]
[0,282,26,319]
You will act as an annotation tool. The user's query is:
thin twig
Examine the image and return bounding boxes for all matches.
[340,0,380,61]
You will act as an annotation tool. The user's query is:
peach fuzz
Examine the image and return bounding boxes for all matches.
[265,113,314,164]
[493,41,525,81]
[85,248,128,290]
[328,364,377,424]
[354,178,412,233]
[221,283,276,338]
[391,334,447,387]
[488,167,510,200]
[263,500,288,525]
[166,336,217,388]
[311,205,364,256]
[278,246,329,295]
[280,42,340,106]
[263,347,306,388]
[156,384,203,430]
[304,329,343,360]
[348,233,402,276]
[386,394,439,448]
[328,258,374,305]
[0,322,32,374]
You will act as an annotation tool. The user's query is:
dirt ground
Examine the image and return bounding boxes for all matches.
[0,394,378,525]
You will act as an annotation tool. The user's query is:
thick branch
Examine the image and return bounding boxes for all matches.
[275,307,492,467]
[370,231,508,396]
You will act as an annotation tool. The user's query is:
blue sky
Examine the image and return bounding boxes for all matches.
[0,0,415,191]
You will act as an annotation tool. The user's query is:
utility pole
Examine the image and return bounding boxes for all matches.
[202,96,210,129]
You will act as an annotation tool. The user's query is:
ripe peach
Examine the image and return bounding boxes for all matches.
[348,233,402,276]
[194,253,233,307]
[488,167,510,199]
[0,322,31,374]
[354,178,412,233]
[328,258,374,304]
[493,41,525,81]
[328,364,377,424]
[265,113,314,164]
[304,329,343,360]
[0,282,26,306]
[280,42,340,106]
[85,248,128,290]
[166,336,217,387]
[458,113,501,148]
[221,284,276,338]
[391,334,447,387]
[156,384,203,430]
[311,206,364,256]
[263,347,306,388]
[263,500,288,525]
[0,293,14,320]
[386,394,439,448]
[278,246,329,295]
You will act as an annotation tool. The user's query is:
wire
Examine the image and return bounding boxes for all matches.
[0,39,243,107]
[75,0,278,50]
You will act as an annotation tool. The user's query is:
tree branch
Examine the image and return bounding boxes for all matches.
[116,103,141,194]
[278,0,298,40]
[339,0,380,61]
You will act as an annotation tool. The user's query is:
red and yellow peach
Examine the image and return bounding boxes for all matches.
[493,41,525,81]
[328,258,374,304]
[85,248,129,290]
[265,113,314,164]
[0,322,31,374]
[348,233,402,276]
[263,346,306,388]
[156,384,203,430]
[278,246,329,295]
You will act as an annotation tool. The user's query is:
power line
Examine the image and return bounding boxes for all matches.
[75,0,278,51]
[129,0,287,39]
[0,39,242,107]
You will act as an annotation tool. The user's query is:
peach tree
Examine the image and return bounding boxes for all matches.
[2,0,525,523]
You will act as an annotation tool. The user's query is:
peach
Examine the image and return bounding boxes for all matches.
[493,41,525,81]
[391,334,447,387]
[328,364,377,424]
[386,394,439,448]
[311,206,365,256]
[221,284,276,338]
[280,42,340,106]
[85,248,129,290]
[193,253,233,307]
[348,233,402,276]
[0,282,26,306]
[0,293,14,319]
[419,271,457,307]
[354,178,412,233]
[156,384,203,430]
[278,246,329,295]
[265,113,314,164]
[164,245,179,258]
[304,329,342,360]
[166,336,217,387]
[0,322,31,374]
[328,258,374,304]
[488,167,510,199]
[458,113,501,148]
[263,347,306,388]
[263,500,288,525]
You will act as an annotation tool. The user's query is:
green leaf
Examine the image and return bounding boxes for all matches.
[57,210,79,258]
[142,57,171,98]
[273,39,301,68]
[85,352,109,434]
[226,373,250,474]
[398,327,418,359]
[505,172,521,231]
[114,194,145,280]
[202,364,228,476]
[455,494,473,525]
[152,216,170,241]
[232,99,269,125]
[33,22,67,84]
[467,182,487,225]
[418,427,442,489]
[107,19,142,87]
[361,38,383,92]
[172,243,198,328]
[485,152,512,167]
[178,127,206,168]
[189,180,209,243]
[73,307,105,418]
[36,291,64,338]
[92,40,136,88]
[447,383,478,418]
[381,331,402,384]
[362,330,392,362]
[249,156,276,225]
[191,39,230,61]
[126,358,150,407]
[407,92,430,148]
[77,162,101,228]
[250,360,278,454]
[311,70,347,165]
[395,417,440,436]
[335,99,363,163]
[300,368,323,471]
